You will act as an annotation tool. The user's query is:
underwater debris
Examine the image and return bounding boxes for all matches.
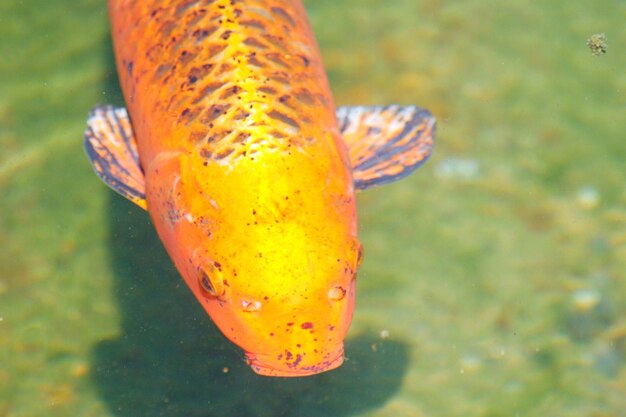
[587,33,607,56]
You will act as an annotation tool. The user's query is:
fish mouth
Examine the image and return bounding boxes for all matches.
[245,346,344,377]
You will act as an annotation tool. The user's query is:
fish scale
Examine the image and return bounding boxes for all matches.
[111,0,339,165]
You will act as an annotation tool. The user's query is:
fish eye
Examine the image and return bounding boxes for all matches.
[199,272,217,296]
[328,285,346,301]
[197,263,225,298]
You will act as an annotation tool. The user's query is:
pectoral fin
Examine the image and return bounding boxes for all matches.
[84,105,147,209]
[337,105,435,191]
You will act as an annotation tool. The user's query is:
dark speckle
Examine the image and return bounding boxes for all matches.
[301,322,313,330]
[201,104,228,124]
[293,354,303,367]
[178,107,200,125]
[192,28,212,42]
[299,54,310,67]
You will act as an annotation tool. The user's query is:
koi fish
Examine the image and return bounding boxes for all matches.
[85,0,434,377]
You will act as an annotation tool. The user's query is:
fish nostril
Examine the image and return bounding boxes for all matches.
[241,300,261,312]
[328,286,346,301]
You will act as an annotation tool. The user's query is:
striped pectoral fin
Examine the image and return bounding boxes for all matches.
[84,105,147,209]
[337,105,436,191]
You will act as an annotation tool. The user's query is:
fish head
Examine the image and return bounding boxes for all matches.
[184,224,362,377]
[155,141,361,376]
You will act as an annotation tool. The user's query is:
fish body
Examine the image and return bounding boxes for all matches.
[86,0,435,377]
[109,0,358,376]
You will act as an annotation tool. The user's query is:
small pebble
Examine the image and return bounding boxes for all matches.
[576,186,600,209]
[571,288,601,312]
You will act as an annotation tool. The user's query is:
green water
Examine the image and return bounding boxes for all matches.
[1,0,624,416]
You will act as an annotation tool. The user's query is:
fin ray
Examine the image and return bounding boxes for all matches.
[337,105,435,191]
[84,105,147,209]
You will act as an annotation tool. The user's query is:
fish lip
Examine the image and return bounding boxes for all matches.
[245,346,344,377]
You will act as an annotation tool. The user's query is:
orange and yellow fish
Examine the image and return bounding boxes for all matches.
[85,0,435,377]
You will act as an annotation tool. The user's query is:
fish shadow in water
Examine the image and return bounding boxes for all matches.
[90,35,409,417]
[91,191,411,417]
